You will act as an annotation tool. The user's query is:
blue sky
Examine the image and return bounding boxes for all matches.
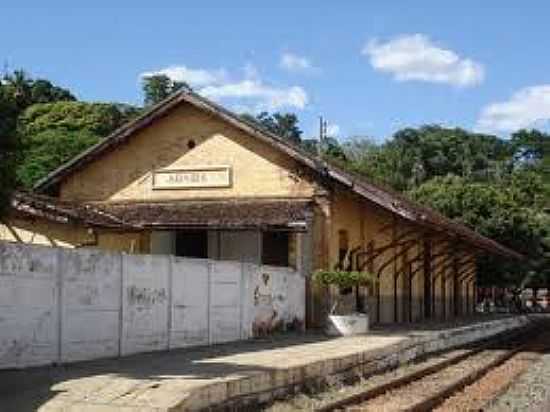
[3,2,550,140]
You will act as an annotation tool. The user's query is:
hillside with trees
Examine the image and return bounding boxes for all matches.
[0,70,548,289]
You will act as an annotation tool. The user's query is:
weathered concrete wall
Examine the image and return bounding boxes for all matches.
[243,264,306,337]
[0,243,59,369]
[122,254,170,355]
[60,248,121,362]
[171,258,210,348]
[0,241,305,369]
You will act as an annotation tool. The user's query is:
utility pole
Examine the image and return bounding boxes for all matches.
[318,116,328,159]
[1,60,9,79]
[318,116,324,158]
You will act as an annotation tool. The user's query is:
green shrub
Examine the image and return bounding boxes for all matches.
[312,269,376,289]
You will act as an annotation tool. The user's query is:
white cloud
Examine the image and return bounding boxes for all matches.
[280,52,314,72]
[476,85,550,132]
[326,124,340,137]
[141,64,308,112]
[141,65,227,87]
[362,34,484,87]
[201,80,308,111]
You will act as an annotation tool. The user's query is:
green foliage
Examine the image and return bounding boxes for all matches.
[343,137,408,188]
[409,174,549,286]
[2,69,75,110]
[142,74,189,106]
[0,85,20,216]
[241,111,349,162]
[313,269,376,289]
[29,79,76,104]
[511,129,550,201]
[0,69,78,212]
[19,101,129,137]
[344,126,513,191]
[0,70,141,189]
[16,101,140,187]
[242,111,303,144]
[17,129,100,187]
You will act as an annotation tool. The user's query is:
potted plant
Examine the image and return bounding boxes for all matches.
[313,269,376,336]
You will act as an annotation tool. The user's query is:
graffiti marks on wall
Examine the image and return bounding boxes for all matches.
[127,285,167,307]
[252,270,303,337]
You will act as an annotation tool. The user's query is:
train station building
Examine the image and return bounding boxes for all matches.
[1,89,522,327]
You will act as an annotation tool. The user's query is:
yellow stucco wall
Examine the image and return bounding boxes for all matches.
[0,216,149,255]
[97,232,149,254]
[0,217,92,248]
[323,186,478,324]
[60,103,318,203]
[328,188,422,323]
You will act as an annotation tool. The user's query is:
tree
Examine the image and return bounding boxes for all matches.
[343,126,514,191]
[29,79,76,104]
[17,129,100,188]
[142,74,189,106]
[409,174,549,287]
[343,137,412,189]
[19,101,132,137]
[0,69,78,208]
[241,111,303,144]
[2,69,32,110]
[511,129,550,201]
[0,84,20,216]
[16,101,140,187]
[2,70,75,110]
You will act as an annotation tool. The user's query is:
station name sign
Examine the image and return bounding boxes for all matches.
[152,166,232,189]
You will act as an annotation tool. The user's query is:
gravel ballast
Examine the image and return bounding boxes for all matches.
[488,351,550,411]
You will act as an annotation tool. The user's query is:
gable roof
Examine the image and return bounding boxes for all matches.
[33,89,523,260]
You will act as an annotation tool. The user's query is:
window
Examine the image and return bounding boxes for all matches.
[262,231,289,267]
[175,230,208,258]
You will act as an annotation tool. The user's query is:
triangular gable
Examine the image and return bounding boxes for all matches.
[34,90,321,194]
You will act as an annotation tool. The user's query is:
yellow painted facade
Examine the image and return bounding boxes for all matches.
[0,217,92,248]
[60,104,318,203]
[0,217,149,255]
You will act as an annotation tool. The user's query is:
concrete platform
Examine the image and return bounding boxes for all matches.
[1,315,531,412]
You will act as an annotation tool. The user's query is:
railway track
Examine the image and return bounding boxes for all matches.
[313,317,550,412]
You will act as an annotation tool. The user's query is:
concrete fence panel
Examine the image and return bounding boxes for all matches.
[122,254,170,356]
[60,248,121,362]
[244,264,306,337]
[209,260,242,344]
[0,241,306,370]
[0,243,59,368]
[170,257,209,348]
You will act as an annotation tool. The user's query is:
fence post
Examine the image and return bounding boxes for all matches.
[239,260,246,339]
[167,256,173,350]
[207,260,212,345]
[118,253,124,357]
[56,248,63,364]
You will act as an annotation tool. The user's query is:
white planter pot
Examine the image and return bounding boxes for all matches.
[326,313,369,336]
